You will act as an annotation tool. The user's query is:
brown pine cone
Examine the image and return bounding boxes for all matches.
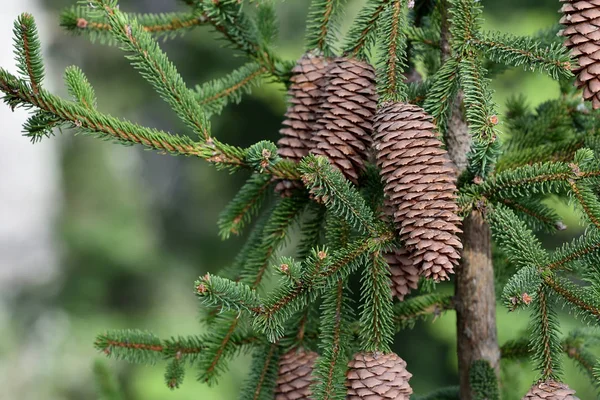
[275,53,331,197]
[559,0,600,109]
[373,102,462,282]
[310,57,377,185]
[346,351,412,399]
[522,380,580,400]
[274,349,318,400]
[385,247,419,301]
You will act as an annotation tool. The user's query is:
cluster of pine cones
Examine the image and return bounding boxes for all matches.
[273,349,579,399]
[275,52,462,300]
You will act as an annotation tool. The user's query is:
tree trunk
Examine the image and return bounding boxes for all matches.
[455,212,500,399]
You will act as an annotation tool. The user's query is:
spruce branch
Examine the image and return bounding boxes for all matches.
[0,69,246,167]
[195,274,263,314]
[299,155,384,238]
[468,360,500,400]
[218,173,272,239]
[423,57,460,133]
[95,330,205,365]
[499,198,563,233]
[376,0,408,102]
[569,180,600,230]
[198,0,293,82]
[548,228,600,271]
[343,0,391,58]
[93,359,124,400]
[471,33,573,80]
[64,66,97,109]
[392,293,455,331]
[165,359,185,390]
[563,331,598,383]
[358,251,394,353]
[195,63,267,118]
[531,286,563,380]
[13,13,44,94]
[92,0,210,140]
[500,338,530,360]
[312,279,354,400]
[60,6,207,44]
[305,0,343,56]
[543,274,600,322]
[239,343,280,400]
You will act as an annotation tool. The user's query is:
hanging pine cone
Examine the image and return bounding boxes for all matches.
[559,0,600,109]
[275,53,331,197]
[385,247,419,301]
[346,351,412,399]
[522,380,580,400]
[310,57,377,185]
[274,349,318,400]
[373,102,462,282]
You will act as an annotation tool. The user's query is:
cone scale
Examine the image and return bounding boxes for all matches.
[522,380,580,400]
[274,349,318,400]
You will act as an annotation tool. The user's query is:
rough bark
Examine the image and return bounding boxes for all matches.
[439,1,500,398]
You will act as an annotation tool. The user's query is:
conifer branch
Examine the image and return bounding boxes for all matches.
[563,336,597,382]
[543,274,600,321]
[299,155,384,238]
[500,198,562,233]
[548,229,600,271]
[195,63,267,117]
[0,68,247,168]
[500,338,530,360]
[568,181,600,230]
[13,13,44,95]
[93,360,124,400]
[64,66,97,110]
[240,343,280,400]
[343,0,391,58]
[218,173,272,239]
[165,359,185,389]
[376,0,408,102]
[313,279,354,400]
[93,0,210,140]
[423,58,460,132]
[532,286,562,380]
[392,293,454,331]
[305,0,342,56]
[61,6,207,44]
[359,251,394,353]
[471,33,573,80]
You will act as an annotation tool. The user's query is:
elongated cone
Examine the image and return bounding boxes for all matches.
[385,247,419,301]
[310,57,377,185]
[373,102,462,282]
[346,351,412,399]
[559,0,600,109]
[275,53,331,196]
[522,380,580,400]
[274,349,318,400]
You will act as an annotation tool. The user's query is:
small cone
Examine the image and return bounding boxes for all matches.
[275,53,331,197]
[559,0,600,109]
[346,351,412,399]
[310,57,377,185]
[522,380,580,400]
[274,349,318,400]
[373,102,462,282]
[385,247,419,301]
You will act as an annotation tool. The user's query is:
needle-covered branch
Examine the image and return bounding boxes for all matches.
[92,0,210,140]
[472,32,573,80]
[195,63,268,118]
[343,0,392,58]
[392,293,454,331]
[305,0,344,56]
[61,6,207,44]
[13,13,44,94]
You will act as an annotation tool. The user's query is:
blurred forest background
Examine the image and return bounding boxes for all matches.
[0,0,597,399]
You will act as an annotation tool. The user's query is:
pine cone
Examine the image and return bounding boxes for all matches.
[385,247,419,301]
[346,351,412,399]
[275,53,331,197]
[274,349,318,400]
[522,380,580,400]
[310,57,377,185]
[373,102,462,282]
[559,0,600,109]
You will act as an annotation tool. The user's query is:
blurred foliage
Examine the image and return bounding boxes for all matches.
[2,0,595,399]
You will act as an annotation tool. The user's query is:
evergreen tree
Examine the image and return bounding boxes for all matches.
[4,0,600,398]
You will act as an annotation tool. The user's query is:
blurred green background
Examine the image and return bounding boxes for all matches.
[0,0,597,399]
